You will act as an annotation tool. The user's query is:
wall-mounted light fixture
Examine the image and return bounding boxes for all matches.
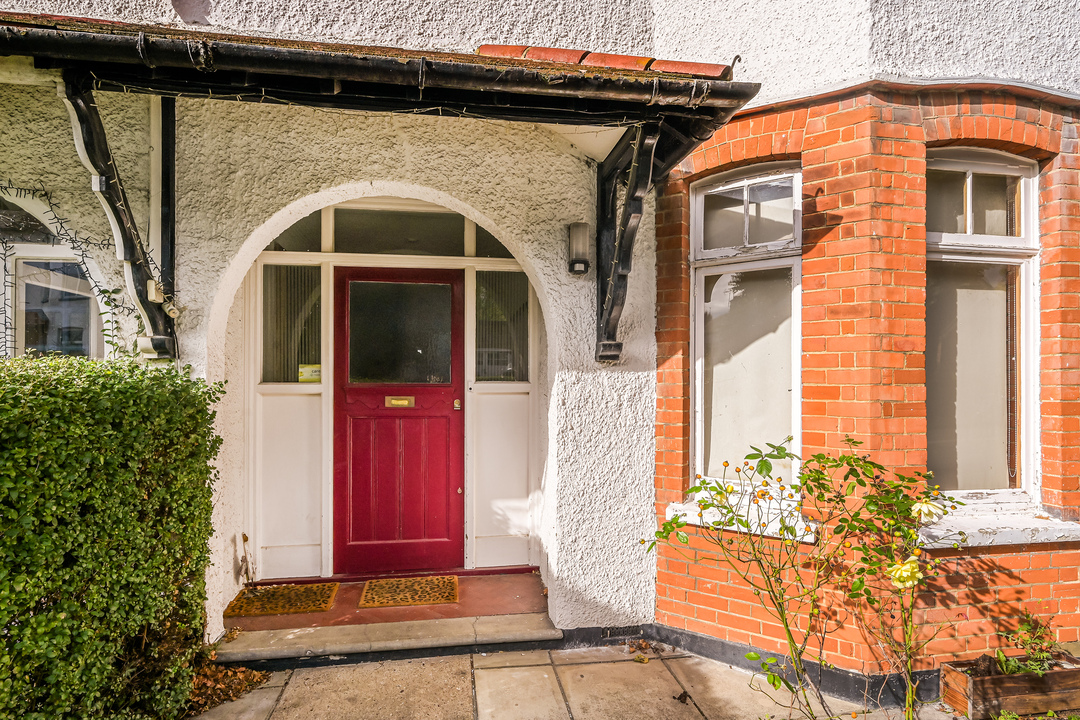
[568,222,590,275]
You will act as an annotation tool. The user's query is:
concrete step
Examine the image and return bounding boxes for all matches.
[215,612,563,664]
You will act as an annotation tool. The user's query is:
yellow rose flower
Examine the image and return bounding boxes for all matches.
[912,500,945,524]
[886,556,924,589]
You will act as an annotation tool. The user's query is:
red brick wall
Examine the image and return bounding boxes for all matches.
[654,86,1080,673]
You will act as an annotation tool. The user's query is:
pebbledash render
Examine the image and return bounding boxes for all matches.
[0,0,1079,698]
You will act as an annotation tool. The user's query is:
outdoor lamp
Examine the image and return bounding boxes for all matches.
[568,222,590,275]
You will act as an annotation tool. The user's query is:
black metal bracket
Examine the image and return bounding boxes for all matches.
[595,122,662,362]
[62,70,176,359]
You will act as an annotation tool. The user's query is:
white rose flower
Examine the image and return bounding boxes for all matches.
[886,556,924,589]
[912,500,945,524]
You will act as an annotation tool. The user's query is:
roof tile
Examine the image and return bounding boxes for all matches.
[524,46,589,64]
[650,59,731,80]
[476,44,528,59]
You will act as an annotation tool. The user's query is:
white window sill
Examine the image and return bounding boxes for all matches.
[920,489,1080,548]
[666,489,1080,548]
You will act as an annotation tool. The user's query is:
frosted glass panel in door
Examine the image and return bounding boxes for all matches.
[348,282,452,384]
[262,265,321,382]
[476,271,528,382]
[701,267,792,479]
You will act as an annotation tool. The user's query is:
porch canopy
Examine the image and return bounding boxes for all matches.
[0,11,759,360]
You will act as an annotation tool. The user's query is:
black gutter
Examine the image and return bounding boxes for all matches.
[160,95,175,302]
[0,24,759,110]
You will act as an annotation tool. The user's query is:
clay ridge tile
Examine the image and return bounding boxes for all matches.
[476,44,731,80]
[476,44,529,59]
[524,46,589,64]
[650,59,731,81]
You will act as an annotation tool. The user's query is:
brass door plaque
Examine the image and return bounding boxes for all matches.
[385,396,415,408]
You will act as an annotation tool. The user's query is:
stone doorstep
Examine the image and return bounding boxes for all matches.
[215,613,563,663]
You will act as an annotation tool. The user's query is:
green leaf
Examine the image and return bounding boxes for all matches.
[745,652,761,661]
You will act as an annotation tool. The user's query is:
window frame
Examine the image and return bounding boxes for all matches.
[691,255,803,486]
[926,149,1038,254]
[924,150,1040,498]
[689,164,804,488]
[3,241,108,360]
[691,163,803,262]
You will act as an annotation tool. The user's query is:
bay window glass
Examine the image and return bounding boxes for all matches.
[926,262,1015,491]
[925,150,1034,493]
[926,155,1026,242]
[699,173,797,256]
[692,166,801,487]
[700,266,793,479]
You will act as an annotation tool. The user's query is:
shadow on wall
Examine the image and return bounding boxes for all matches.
[173,0,211,24]
[845,549,1028,702]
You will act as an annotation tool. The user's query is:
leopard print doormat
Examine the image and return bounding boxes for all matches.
[223,582,340,617]
[358,575,459,608]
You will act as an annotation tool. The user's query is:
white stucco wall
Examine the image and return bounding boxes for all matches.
[650,0,875,107]
[171,99,657,634]
[869,0,1080,96]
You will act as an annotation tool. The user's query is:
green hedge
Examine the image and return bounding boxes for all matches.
[0,356,223,719]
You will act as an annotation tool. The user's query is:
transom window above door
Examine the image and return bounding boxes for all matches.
[259,197,531,385]
[264,197,513,258]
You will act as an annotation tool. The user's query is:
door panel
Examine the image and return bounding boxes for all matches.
[333,267,464,574]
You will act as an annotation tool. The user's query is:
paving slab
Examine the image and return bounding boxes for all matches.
[550,646,638,665]
[195,687,281,720]
[475,665,570,720]
[269,657,473,720]
[556,656,702,720]
[473,650,552,669]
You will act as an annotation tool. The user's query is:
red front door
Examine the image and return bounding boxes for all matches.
[333,267,465,574]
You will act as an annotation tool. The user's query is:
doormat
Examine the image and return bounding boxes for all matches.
[223,583,340,618]
[358,575,459,608]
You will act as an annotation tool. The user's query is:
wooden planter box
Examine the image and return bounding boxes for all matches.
[942,656,1080,720]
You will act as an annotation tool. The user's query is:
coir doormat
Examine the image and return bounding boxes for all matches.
[223,582,340,617]
[358,575,459,608]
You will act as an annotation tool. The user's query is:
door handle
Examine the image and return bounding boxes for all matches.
[453,399,461,410]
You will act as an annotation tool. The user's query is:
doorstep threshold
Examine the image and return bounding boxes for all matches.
[215,612,562,663]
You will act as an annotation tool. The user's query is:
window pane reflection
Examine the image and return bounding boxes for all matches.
[747,179,794,245]
[972,174,1020,236]
[336,210,464,256]
[702,187,744,250]
[18,260,98,357]
[265,211,321,252]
